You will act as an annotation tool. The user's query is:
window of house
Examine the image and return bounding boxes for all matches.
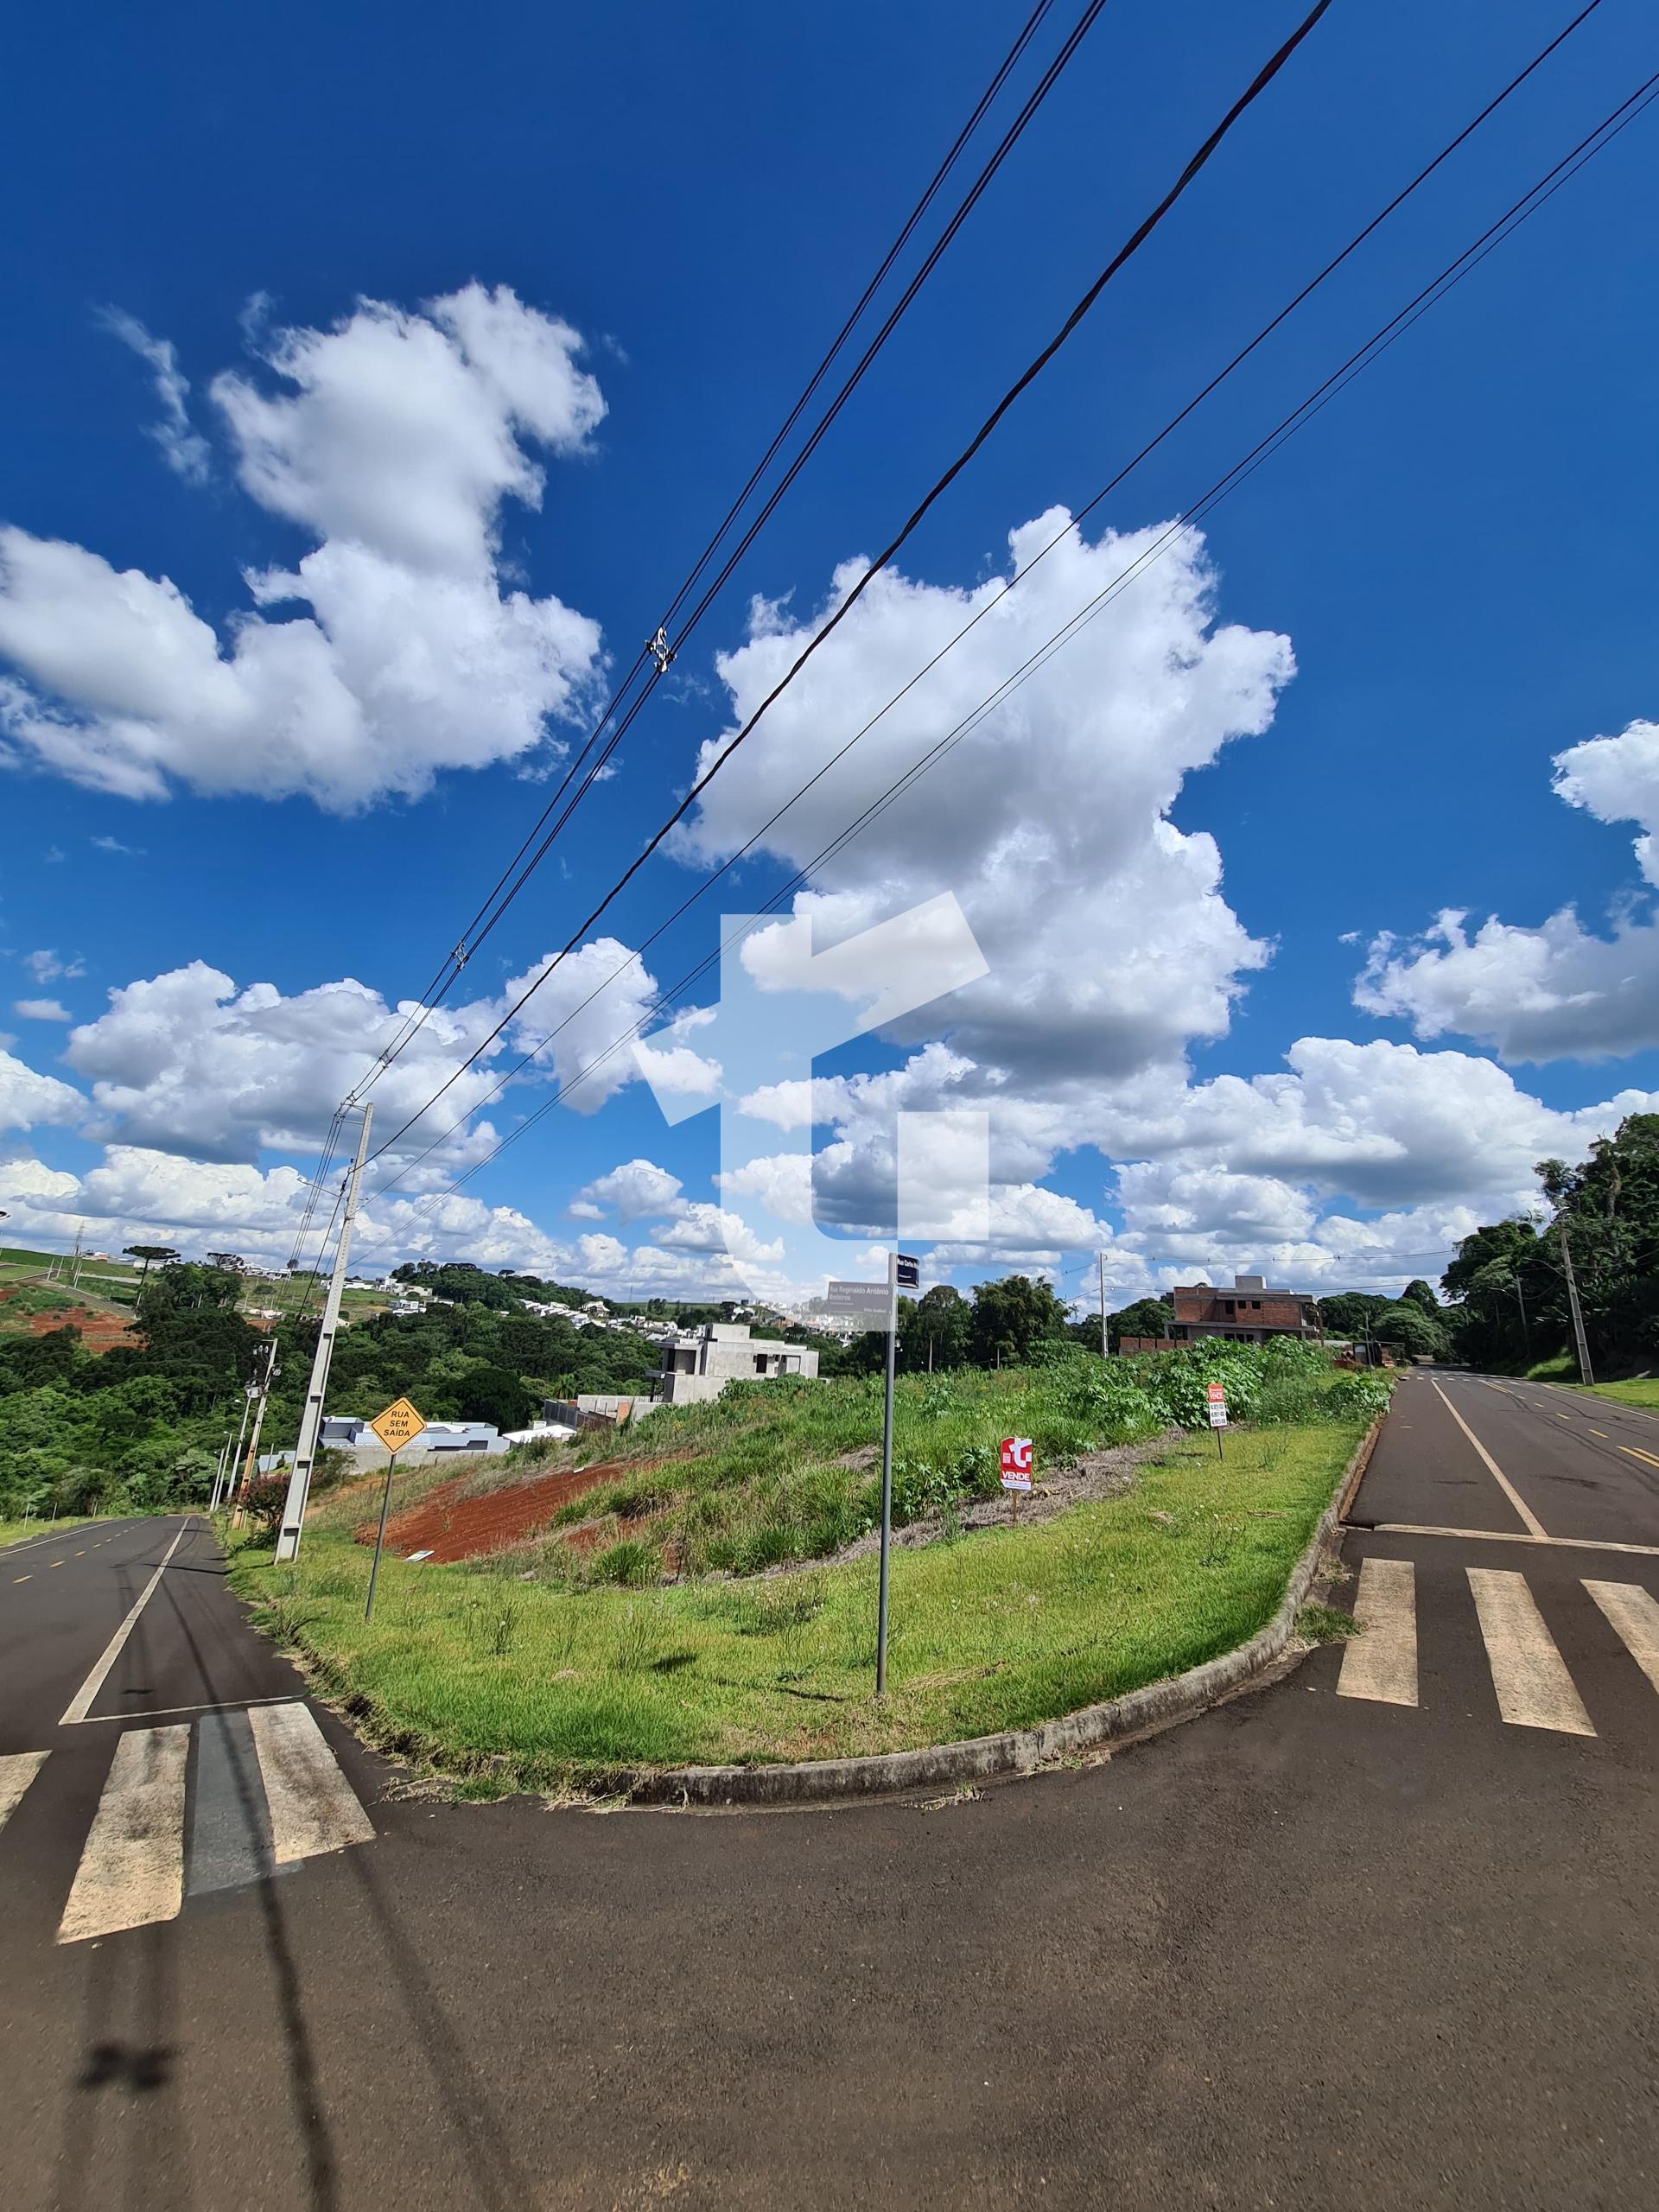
[754,1354,768,1373]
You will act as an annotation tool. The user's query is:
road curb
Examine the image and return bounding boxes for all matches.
[630,1411,1387,1809]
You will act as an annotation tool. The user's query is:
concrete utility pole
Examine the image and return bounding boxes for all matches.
[275,1104,373,1561]
[232,1338,279,1522]
[1559,1226,1594,1387]
[213,1379,257,1512]
[1099,1250,1109,1358]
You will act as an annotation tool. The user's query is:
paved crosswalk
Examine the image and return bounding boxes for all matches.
[0,1700,374,1944]
[1338,1559,1659,1737]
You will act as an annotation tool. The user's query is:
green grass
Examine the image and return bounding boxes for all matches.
[1576,1376,1659,1412]
[0,1281,83,1327]
[227,1418,1363,1796]
[1525,1353,1578,1382]
[0,1516,100,1549]
[1295,1601,1358,1644]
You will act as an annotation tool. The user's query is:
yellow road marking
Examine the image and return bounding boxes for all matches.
[1430,1382,1548,1538]
[1591,1429,1609,1438]
[13,1575,29,1584]
[1584,1580,1659,1698]
[1620,1446,1659,1471]
[48,1560,63,1569]
[1467,1568,1595,1736]
[1338,1559,1418,1707]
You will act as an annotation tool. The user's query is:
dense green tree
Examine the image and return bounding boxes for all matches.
[969,1274,1070,1368]
[1371,1301,1447,1360]
[1401,1279,1441,1317]
[1107,1295,1175,1349]
[901,1285,970,1371]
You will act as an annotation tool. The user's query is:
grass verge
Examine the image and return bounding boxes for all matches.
[0,1516,100,1549]
[1576,1376,1659,1412]
[227,1418,1364,1796]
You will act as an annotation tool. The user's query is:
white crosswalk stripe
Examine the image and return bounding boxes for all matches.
[1466,1569,1595,1736]
[1338,1558,1418,1708]
[58,1724,190,1943]
[1334,1563,1659,1738]
[1584,1579,1659,1696]
[0,1701,375,1946]
[0,1750,48,1834]
[247,1701,374,1861]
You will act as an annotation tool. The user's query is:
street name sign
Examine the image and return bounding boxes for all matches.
[895,1253,920,1289]
[826,1280,890,1314]
[369,1396,425,1452]
[1000,1437,1033,1491]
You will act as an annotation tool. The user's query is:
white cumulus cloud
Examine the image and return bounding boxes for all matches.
[1357,721,1659,1061]
[0,284,605,810]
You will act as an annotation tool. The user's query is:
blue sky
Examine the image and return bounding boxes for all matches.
[2,1,1656,1307]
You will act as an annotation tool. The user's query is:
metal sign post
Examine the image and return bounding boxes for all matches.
[874,1252,919,1695]
[364,1396,424,1622]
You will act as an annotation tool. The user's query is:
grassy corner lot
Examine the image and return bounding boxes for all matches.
[226,1417,1364,1797]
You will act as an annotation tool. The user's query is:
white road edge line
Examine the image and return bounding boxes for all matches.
[1429,1381,1549,1540]
[1371,1522,1659,1557]
[60,1521,190,1726]
[69,1694,296,1725]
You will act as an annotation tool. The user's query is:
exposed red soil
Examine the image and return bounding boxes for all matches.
[0,1291,136,1355]
[364,1459,634,1564]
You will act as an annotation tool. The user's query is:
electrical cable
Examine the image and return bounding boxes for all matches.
[340,0,1083,1103]
[366,0,1338,1160]
[367,0,1609,1177]
[371,60,1659,1225]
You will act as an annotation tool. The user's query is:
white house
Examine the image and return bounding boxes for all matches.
[655,1321,819,1406]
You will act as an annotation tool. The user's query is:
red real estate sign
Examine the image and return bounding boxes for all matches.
[1000,1436,1033,1491]
[1206,1382,1228,1428]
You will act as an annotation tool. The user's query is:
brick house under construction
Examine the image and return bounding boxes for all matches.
[1167,1272,1319,1345]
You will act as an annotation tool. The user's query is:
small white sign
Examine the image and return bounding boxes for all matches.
[1206,1382,1228,1429]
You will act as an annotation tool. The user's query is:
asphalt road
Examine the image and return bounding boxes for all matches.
[2,1373,1656,2210]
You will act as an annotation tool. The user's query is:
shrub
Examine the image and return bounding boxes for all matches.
[591,1536,660,1587]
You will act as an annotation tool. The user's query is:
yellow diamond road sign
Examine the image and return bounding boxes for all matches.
[368,1397,424,1453]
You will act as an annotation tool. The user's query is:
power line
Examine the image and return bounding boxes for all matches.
[367,0,1608,1180]
[340,0,1087,1104]
[367,0,1337,1162]
[371,57,1658,1230]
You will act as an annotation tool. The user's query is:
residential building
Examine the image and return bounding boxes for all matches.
[1168,1273,1319,1344]
[655,1321,819,1405]
[309,1415,510,1465]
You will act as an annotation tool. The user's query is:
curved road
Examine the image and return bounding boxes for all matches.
[2,1371,1656,2209]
